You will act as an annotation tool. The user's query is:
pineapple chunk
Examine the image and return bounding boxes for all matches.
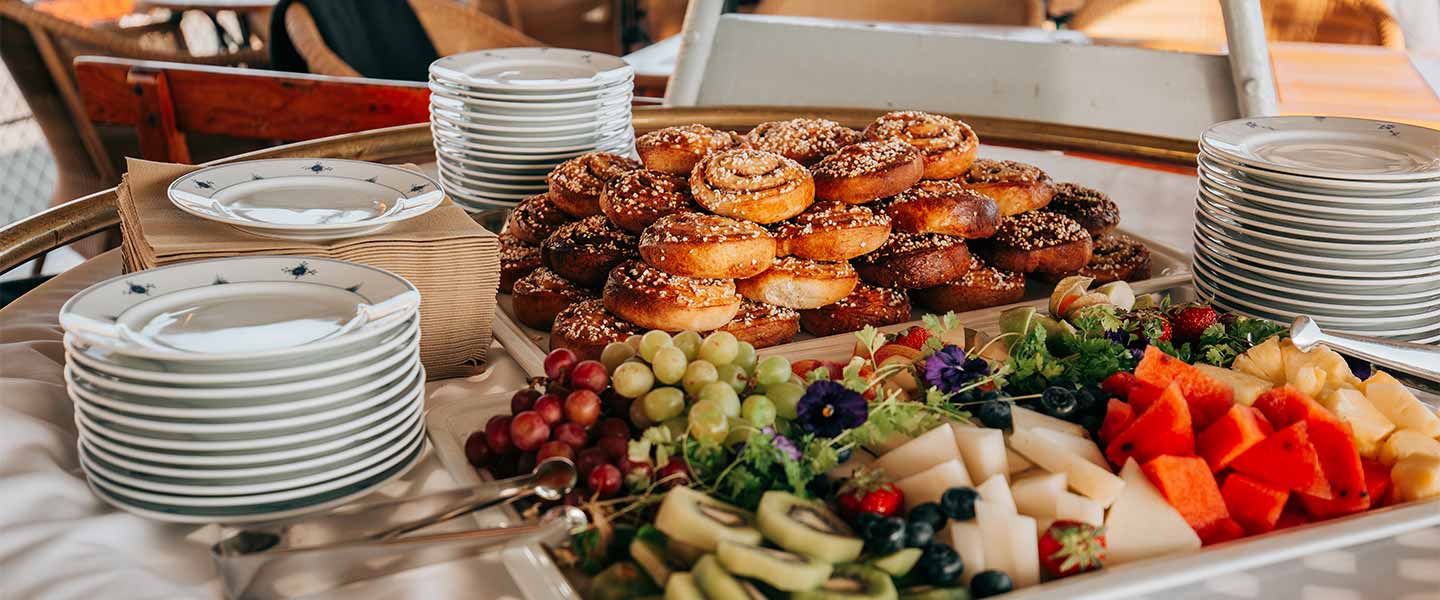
[1281,340,1357,388]
[1319,388,1396,459]
[1290,366,1329,399]
[1379,430,1440,465]
[1193,364,1274,406]
[1361,371,1402,392]
[1391,454,1440,502]
[1234,336,1284,383]
[1366,383,1440,438]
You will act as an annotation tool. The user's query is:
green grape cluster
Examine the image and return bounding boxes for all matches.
[600,330,798,446]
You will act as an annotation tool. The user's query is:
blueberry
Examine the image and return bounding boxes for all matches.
[865,516,906,555]
[975,400,1012,429]
[1077,412,1105,436]
[807,475,833,498]
[1041,386,1078,419]
[917,542,963,586]
[939,487,979,521]
[904,520,935,548]
[908,502,948,532]
[854,511,881,532]
[1075,387,1103,415]
[970,570,1014,598]
[836,446,854,464]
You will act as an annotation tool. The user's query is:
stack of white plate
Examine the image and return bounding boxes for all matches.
[1193,116,1440,343]
[61,257,427,523]
[428,47,636,212]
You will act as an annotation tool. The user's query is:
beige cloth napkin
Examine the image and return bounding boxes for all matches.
[118,158,499,380]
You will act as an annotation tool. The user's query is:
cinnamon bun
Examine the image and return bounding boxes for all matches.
[1042,182,1121,238]
[770,201,891,261]
[499,231,542,294]
[638,212,776,279]
[512,267,596,331]
[912,254,1026,314]
[734,256,858,309]
[690,149,815,224]
[546,152,642,218]
[602,260,742,332]
[979,210,1093,274]
[599,169,695,233]
[709,300,801,349]
[853,231,971,289]
[506,193,573,245]
[811,139,924,204]
[744,118,862,165]
[636,124,747,174]
[863,111,979,180]
[799,283,912,337]
[1040,233,1151,284]
[878,180,1000,239]
[541,215,638,289]
[550,299,643,361]
[960,159,1056,217]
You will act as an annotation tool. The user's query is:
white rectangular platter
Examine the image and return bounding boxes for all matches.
[494,230,1192,377]
[452,281,1440,600]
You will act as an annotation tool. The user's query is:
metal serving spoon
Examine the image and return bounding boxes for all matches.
[1291,316,1440,389]
[212,458,581,599]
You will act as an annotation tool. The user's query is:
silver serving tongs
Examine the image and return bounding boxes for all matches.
[211,458,581,600]
[1292,316,1440,392]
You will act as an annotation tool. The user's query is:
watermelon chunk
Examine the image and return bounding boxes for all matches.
[1296,418,1369,518]
[1099,398,1135,445]
[1128,381,1164,414]
[1221,473,1288,534]
[1198,518,1247,546]
[1248,406,1275,436]
[1198,404,1272,473]
[1134,346,1235,429]
[1105,384,1194,467]
[1274,508,1311,530]
[1362,459,1392,508]
[1253,385,1339,428]
[1141,455,1230,534]
[1230,421,1333,499]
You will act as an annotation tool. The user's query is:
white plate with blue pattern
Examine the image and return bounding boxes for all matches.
[60,257,419,363]
[428,47,633,93]
[168,159,444,241]
[1202,116,1440,182]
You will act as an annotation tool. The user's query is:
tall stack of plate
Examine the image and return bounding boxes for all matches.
[1193,116,1440,343]
[61,257,427,523]
[428,48,636,212]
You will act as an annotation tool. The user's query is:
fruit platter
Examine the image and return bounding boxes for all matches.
[427,276,1440,600]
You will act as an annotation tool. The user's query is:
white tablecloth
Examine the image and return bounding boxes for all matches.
[2,148,1433,599]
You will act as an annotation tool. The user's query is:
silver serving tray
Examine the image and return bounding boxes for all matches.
[456,281,1440,599]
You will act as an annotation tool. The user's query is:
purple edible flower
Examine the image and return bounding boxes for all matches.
[764,427,802,461]
[924,345,987,394]
[795,380,868,438]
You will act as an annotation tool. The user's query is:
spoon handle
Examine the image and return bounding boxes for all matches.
[1293,318,1440,383]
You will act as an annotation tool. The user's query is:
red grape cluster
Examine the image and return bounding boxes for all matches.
[464,348,686,500]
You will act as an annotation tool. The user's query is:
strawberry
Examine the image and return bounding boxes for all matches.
[791,359,828,379]
[891,326,932,350]
[836,468,903,519]
[1101,372,1138,399]
[1037,520,1107,579]
[1171,306,1220,342]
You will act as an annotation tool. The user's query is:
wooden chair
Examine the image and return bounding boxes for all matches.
[281,0,542,78]
[1071,0,1405,51]
[72,57,431,164]
[0,1,268,205]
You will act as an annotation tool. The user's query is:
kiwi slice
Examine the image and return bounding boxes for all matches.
[665,573,706,600]
[755,491,864,563]
[792,564,899,600]
[656,486,764,552]
[871,547,923,577]
[900,586,973,600]
[715,540,833,592]
[633,536,688,587]
[694,554,771,600]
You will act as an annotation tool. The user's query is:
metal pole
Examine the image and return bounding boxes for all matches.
[1219,0,1280,117]
[663,0,725,106]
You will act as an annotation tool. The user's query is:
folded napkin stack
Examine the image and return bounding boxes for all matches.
[117,158,498,380]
